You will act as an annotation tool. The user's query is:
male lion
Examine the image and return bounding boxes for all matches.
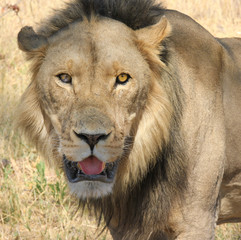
[16,0,241,239]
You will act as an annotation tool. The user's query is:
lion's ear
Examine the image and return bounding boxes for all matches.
[18,26,48,52]
[135,16,171,48]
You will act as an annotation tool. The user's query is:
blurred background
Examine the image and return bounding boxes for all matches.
[0,0,241,239]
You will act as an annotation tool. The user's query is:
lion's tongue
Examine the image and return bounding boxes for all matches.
[78,156,104,175]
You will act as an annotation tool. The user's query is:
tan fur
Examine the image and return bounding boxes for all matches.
[16,1,241,239]
[118,78,172,188]
[16,81,52,159]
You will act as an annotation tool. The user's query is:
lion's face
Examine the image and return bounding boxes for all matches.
[17,16,171,199]
[36,19,153,198]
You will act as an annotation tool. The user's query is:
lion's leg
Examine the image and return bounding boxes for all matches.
[167,154,224,240]
[171,207,219,239]
[167,114,225,239]
[167,191,221,240]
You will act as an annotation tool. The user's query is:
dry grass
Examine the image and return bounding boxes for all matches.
[162,0,241,38]
[0,0,241,239]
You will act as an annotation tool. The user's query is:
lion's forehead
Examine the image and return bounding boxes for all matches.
[45,19,145,73]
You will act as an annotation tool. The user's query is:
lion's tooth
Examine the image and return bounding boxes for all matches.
[102,162,106,172]
[77,162,82,170]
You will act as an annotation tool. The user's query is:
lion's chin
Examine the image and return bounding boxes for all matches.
[68,181,114,199]
[63,155,119,199]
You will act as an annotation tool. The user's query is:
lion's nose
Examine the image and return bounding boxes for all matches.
[73,131,111,151]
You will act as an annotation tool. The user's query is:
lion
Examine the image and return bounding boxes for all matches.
[16,0,241,239]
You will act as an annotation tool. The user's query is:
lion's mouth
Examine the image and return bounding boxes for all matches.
[63,155,118,183]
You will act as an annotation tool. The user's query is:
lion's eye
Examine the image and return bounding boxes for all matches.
[56,73,72,84]
[116,73,131,85]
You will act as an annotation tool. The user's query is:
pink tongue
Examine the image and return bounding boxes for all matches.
[78,156,104,175]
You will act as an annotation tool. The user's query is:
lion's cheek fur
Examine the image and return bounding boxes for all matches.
[114,80,173,191]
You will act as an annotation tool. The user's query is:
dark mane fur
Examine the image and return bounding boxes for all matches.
[37,0,165,37]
